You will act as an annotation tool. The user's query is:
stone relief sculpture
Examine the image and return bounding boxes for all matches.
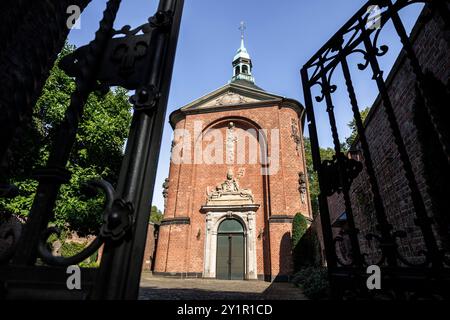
[298,172,307,204]
[226,122,237,164]
[215,91,247,106]
[237,168,245,178]
[207,169,254,203]
[291,118,302,154]
[162,178,169,210]
[162,178,169,197]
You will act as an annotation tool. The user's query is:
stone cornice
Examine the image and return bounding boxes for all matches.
[268,215,294,223]
[160,216,190,226]
[200,204,260,213]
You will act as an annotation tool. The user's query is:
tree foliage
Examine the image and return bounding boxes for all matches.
[345,107,370,149]
[0,43,132,236]
[150,205,163,224]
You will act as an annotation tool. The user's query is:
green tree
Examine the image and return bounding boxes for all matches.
[303,137,334,217]
[0,43,132,236]
[150,205,163,224]
[292,213,308,248]
[345,107,370,149]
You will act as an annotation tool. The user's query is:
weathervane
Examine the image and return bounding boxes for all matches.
[239,21,246,40]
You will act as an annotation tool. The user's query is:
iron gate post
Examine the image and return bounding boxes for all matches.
[91,0,184,300]
[301,68,339,298]
[319,70,364,268]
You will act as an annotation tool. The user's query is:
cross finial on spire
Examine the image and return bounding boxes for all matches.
[239,21,246,40]
[232,20,255,84]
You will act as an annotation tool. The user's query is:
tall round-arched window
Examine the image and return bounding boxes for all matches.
[218,219,244,233]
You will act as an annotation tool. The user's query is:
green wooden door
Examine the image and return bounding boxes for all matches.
[230,234,244,280]
[216,219,245,280]
[216,234,230,280]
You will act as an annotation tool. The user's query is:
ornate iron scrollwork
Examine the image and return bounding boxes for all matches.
[0,214,23,264]
[60,26,152,91]
[353,34,389,72]
[0,0,184,299]
[392,230,430,267]
[302,0,450,300]
[29,3,174,268]
[59,10,174,92]
[320,153,363,196]
[0,183,19,199]
[320,158,340,196]
[365,233,387,266]
[0,177,21,263]
[334,233,354,266]
[100,198,133,241]
[129,85,161,112]
[37,179,133,266]
[365,229,432,267]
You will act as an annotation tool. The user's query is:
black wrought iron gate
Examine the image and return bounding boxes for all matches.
[301,0,450,299]
[0,0,184,299]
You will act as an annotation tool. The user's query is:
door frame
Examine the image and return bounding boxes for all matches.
[202,208,258,280]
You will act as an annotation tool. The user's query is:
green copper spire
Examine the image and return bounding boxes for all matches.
[231,21,255,84]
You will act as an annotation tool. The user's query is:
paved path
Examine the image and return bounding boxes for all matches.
[139,273,307,300]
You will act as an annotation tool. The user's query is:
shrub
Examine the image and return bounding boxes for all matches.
[60,240,99,268]
[292,266,316,286]
[60,241,85,257]
[292,213,321,271]
[79,260,100,268]
[292,266,329,300]
[292,213,308,248]
[292,213,309,271]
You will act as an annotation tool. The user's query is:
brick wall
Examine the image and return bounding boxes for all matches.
[141,223,157,271]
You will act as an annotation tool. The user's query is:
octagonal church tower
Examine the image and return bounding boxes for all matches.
[153,29,312,281]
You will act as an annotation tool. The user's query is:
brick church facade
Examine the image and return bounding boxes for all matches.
[153,32,312,281]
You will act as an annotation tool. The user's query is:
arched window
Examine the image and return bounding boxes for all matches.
[235,66,240,75]
[218,219,244,233]
[242,65,248,74]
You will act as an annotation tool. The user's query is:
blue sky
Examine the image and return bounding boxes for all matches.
[67,0,423,211]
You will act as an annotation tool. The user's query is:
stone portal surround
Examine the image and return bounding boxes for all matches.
[201,205,259,279]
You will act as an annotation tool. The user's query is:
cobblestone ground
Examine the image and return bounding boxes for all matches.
[139,273,307,300]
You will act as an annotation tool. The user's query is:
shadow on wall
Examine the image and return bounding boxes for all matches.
[293,226,322,273]
[273,232,293,282]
